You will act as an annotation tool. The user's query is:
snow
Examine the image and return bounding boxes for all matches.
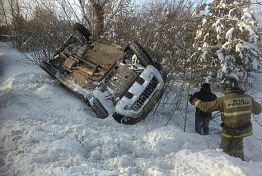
[0,42,262,175]
[226,27,234,41]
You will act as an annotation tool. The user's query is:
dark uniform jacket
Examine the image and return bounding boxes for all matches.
[191,89,262,138]
[193,87,217,117]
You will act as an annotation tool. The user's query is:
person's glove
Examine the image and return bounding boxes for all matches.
[188,94,195,104]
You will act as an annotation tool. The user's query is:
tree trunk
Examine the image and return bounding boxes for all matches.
[91,0,105,37]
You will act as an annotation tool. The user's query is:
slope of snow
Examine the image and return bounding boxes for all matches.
[0,42,262,176]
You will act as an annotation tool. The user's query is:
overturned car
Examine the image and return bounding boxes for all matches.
[40,23,166,124]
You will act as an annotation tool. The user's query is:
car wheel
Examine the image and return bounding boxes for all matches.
[112,113,140,125]
[127,42,154,67]
[73,23,91,41]
[92,98,109,119]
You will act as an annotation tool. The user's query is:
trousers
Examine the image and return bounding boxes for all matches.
[220,135,244,160]
[195,115,210,135]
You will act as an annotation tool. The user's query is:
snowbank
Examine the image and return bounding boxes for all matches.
[0,42,262,175]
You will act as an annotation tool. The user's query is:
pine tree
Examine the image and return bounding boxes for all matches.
[192,0,262,89]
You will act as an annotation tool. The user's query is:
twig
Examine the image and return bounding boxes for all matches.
[249,89,262,95]
[165,84,185,126]
[184,61,192,132]
[153,86,167,116]
[253,115,262,128]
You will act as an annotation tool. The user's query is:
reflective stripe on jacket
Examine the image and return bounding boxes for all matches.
[192,90,262,138]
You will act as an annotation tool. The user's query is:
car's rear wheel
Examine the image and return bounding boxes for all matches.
[73,23,91,41]
[127,42,154,67]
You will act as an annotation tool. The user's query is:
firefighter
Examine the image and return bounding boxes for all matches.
[193,83,217,135]
[188,77,262,160]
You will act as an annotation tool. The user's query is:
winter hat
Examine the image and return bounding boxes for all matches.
[201,83,211,89]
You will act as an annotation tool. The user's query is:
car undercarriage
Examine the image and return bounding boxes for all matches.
[40,23,166,124]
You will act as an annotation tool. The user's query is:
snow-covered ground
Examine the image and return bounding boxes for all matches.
[0,41,262,176]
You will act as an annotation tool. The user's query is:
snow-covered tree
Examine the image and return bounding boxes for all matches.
[192,0,262,89]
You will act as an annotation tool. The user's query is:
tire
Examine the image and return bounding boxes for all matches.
[112,113,141,125]
[92,97,108,119]
[127,42,154,67]
[39,61,57,78]
[73,23,91,41]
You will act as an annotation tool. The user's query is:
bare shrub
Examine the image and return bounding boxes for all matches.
[23,7,72,63]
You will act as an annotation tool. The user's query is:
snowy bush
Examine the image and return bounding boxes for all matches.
[192,0,262,90]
